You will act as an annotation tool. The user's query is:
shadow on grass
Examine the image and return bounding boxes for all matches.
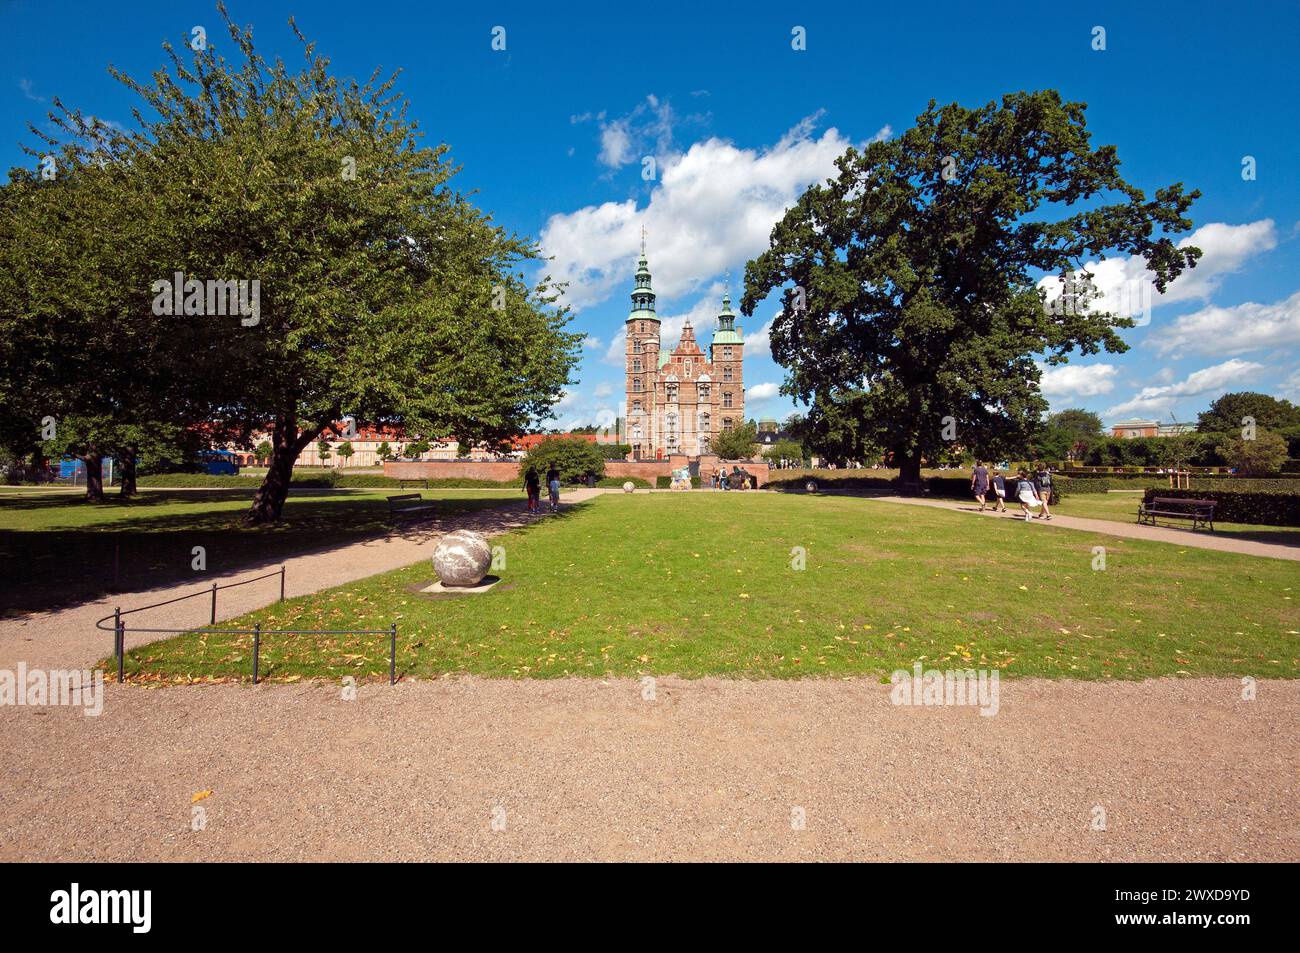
[0,492,541,619]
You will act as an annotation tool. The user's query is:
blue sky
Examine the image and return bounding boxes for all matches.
[5,0,1299,431]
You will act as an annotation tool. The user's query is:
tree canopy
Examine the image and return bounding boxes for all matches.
[1,4,580,518]
[741,90,1201,482]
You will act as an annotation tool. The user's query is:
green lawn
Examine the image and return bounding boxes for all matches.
[0,486,522,617]
[122,493,1300,683]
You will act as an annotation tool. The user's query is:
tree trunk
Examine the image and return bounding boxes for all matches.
[897,449,923,491]
[81,453,105,502]
[246,418,320,525]
[119,446,138,497]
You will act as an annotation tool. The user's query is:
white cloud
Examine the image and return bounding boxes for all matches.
[598,120,634,169]
[1037,362,1118,399]
[541,114,863,311]
[1039,220,1278,323]
[1281,368,1300,401]
[18,78,44,103]
[746,382,780,402]
[582,334,602,349]
[1149,289,1300,358]
[593,381,613,398]
[1104,359,1264,419]
[744,317,775,358]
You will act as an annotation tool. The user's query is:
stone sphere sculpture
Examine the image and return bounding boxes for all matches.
[805,480,818,493]
[432,530,493,587]
[623,481,635,493]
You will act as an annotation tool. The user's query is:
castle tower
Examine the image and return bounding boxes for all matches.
[710,292,745,433]
[625,238,660,459]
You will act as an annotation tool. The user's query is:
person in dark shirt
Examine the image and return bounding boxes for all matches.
[1033,464,1054,521]
[971,460,990,511]
[524,467,540,513]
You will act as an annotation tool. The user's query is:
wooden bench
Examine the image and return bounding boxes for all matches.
[387,493,436,520]
[1138,497,1216,532]
[397,478,429,489]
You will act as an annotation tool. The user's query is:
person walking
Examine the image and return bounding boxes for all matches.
[546,464,561,512]
[1033,463,1054,521]
[971,460,990,511]
[524,467,540,514]
[719,466,729,491]
[1014,468,1041,522]
[990,469,1007,513]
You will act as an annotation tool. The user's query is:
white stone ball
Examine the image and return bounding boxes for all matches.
[623,481,635,493]
[432,530,492,587]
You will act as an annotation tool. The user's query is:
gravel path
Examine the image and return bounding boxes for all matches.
[2,676,1295,861]
[869,495,1300,561]
[0,489,603,671]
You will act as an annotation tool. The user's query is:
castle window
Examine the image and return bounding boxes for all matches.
[632,400,642,414]
[666,383,677,402]
[632,359,642,372]
[700,413,711,431]
[724,347,733,360]
[723,365,733,382]
[633,378,642,392]
[723,391,733,408]
[723,417,733,430]
[633,339,642,353]
[698,383,710,399]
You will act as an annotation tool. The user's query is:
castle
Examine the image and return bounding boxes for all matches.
[624,243,744,459]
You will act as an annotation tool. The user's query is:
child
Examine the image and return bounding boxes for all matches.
[1015,469,1041,522]
[990,469,1007,512]
[546,465,561,512]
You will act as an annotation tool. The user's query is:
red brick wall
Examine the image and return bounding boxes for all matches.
[384,461,521,482]
[384,458,770,486]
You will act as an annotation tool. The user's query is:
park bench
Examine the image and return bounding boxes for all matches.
[387,493,436,520]
[397,478,429,489]
[1137,497,1216,532]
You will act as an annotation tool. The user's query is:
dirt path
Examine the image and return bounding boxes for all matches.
[1,676,1294,861]
[0,489,603,671]
[868,495,1300,561]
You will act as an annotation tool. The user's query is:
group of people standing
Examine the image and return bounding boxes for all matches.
[970,461,1053,522]
[523,465,562,514]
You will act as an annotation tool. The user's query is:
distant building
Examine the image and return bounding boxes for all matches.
[1110,419,1195,439]
[1111,419,1159,438]
[624,242,744,459]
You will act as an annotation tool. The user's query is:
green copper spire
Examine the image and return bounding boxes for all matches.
[627,230,657,323]
[711,291,743,345]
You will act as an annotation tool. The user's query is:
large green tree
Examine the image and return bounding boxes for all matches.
[1196,392,1300,435]
[98,7,579,522]
[741,91,1202,483]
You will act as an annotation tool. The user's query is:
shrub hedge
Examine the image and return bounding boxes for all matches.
[597,476,651,488]
[1143,488,1300,526]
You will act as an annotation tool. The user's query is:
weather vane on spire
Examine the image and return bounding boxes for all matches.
[640,224,647,256]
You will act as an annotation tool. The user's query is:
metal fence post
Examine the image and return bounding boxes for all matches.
[280,565,286,602]
[210,582,218,625]
[113,607,121,661]
[252,623,261,685]
[116,619,125,684]
[389,623,397,686]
